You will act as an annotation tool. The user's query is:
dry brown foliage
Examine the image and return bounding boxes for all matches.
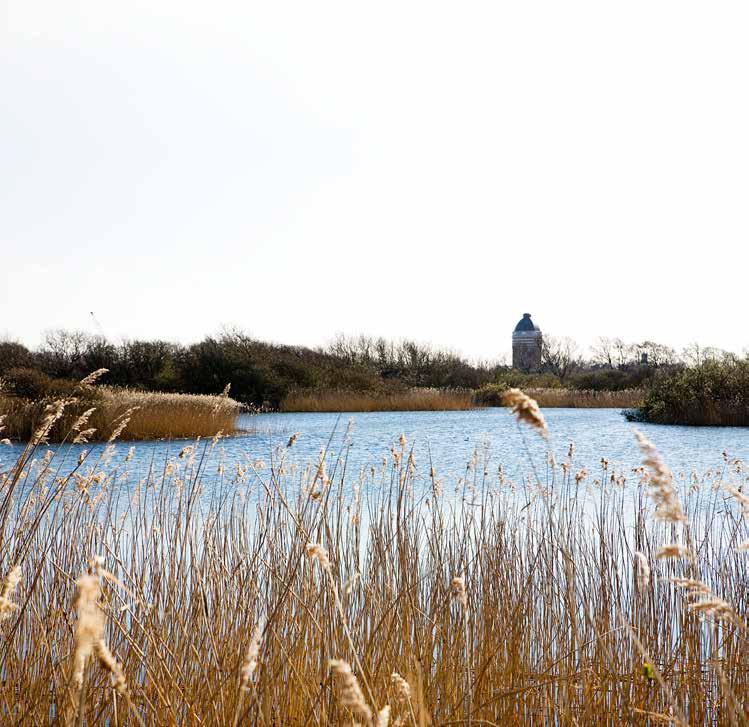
[0,400,746,725]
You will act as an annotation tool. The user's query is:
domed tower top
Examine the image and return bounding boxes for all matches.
[512,313,542,371]
[513,313,540,333]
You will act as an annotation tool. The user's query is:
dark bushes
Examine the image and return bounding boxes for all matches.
[473,383,508,406]
[2,330,493,408]
[628,359,749,426]
[2,368,83,400]
[3,329,703,413]
[567,365,658,392]
[0,341,34,372]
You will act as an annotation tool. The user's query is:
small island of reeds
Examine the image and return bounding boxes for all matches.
[0,371,242,442]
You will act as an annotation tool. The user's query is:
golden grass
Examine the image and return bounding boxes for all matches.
[282,387,475,412]
[283,387,643,412]
[0,386,242,441]
[526,387,643,408]
[0,395,746,725]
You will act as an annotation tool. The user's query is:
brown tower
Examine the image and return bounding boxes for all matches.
[512,313,542,371]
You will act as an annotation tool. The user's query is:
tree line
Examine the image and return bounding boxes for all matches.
[0,329,742,407]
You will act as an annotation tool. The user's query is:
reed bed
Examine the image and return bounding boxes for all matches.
[527,387,643,408]
[283,387,643,413]
[282,387,475,412]
[0,385,242,441]
[0,396,746,725]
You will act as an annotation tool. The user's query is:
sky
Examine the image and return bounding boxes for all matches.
[2,1,748,361]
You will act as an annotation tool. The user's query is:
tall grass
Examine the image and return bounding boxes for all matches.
[527,387,643,408]
[0,397,746,724]
[0,386,242,441]
[284,387,643,412]
[281,387,475,412]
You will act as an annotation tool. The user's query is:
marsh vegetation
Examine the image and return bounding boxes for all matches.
[0,373,241,442]
[0,391,746,724]
[0,330,668,413]
[629,359,749,426]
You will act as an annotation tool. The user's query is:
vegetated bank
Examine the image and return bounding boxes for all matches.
[471,383,642,409]
[626,358,749,426]
[0,393,745,724]
[280,387,476,412]
[15,329,749,422]
[0,329,662,411]
[282,385,643,412]
[0,372,241,442]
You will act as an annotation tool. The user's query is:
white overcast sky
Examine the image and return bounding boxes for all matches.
[2,1,748,360]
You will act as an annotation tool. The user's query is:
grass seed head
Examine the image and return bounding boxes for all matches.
[240,623,263,688]
[376,705,391,726]
[390,672,411,703]
[451,575,468,608]
[502,389,548,438]
[0,566,22,621]
[656,544,693,561]
[305,543,331,571]
[78,369,109,387]
[71,574,105,689]
[633,552,650,589]
[635,431,686,522]
[328,659,372,723]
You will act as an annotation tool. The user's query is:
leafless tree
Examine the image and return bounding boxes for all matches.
[590,337,616,367]
[541,336,580,379]
[636,341,677,367]
[682,343,729,366]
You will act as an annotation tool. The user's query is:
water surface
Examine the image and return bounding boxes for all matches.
[2,408,745,492]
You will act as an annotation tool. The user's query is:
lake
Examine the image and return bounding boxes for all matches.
[2,408,746,494]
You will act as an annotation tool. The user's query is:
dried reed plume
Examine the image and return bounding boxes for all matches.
[306,543,332,571]
[93,639,127,695]
[66,573,106,724]
[0,565,21,621]
[71,406,98,443]
[78,368,109,387]
[65,567,140,726]
[670,577,711,597]
[502,388,548,438]
[724,485,749,520]
[451,575,468,608]
[240,624,263,688]
[376,705,391,726]
[232,622,264,727]
[671,578,740,625]
[390,672,411,703]
[328,658,373,723]
[635,431,686,522]
[31,399,72,445]
[656,544,693,561]
[633,552,650,590]
[688,598,738,623]
[108,407,139,442]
